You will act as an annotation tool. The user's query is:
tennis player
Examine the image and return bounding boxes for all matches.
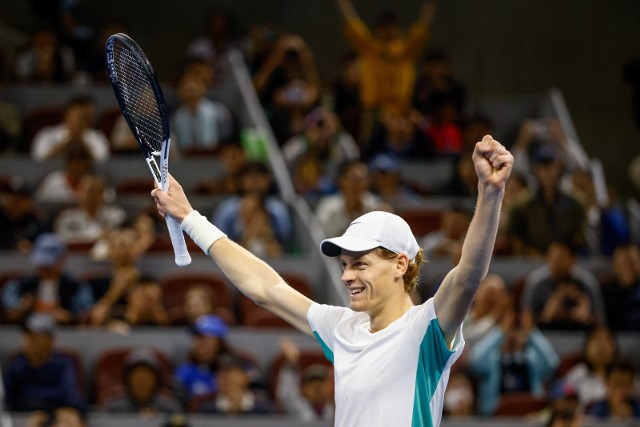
[152,135,513,427]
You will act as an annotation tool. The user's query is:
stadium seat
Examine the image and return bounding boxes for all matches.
[494,392,550,416]
[554,351,583,379]
[398,209,444,238]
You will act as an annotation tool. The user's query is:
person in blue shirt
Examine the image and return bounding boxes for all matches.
[212,161,292,252]
[3,313,86,413]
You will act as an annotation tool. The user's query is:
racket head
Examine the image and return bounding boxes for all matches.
[105,33,170,157]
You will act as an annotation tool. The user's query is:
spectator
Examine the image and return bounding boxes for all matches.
[331,51,362,145]
[13,23,75,84]
[173,315,234,402]
[283,107,359,202]
[275,338,334,422]
[0,179,47,251]
[315,160,389,237]
[3,313,86,413]
[171,69,234,154]
[368,153,421,209]
[106,275,170,331]
[53,174,127,245]
[443,370,476,418]
[196,354,274,415]
[519,241,605,329]
[252,34,321,143]
[241,22,285,75]
[363,108,433,160]
[86,217,155,327]
[236,194,285,258]
[283,107,359,178]
[82,22,129,83]
[601,244,640,331]
[185,7,239,68]
[0,82,22,152]
[194,141,246,195]
[35,142,95,204]
[1,233,93,324]
[585,359,640,420]
[511,118,590,176]
[556,326,618,406]
[461,274,510,352]
[495,171,531,254]
[438,149,479,198]
[213,161,292,250]
[543,389,582,427]
[172,283,235,326]
[537,276,597,331]
[103,348,181,414]
[31,95,109,163]
[416,90,464,158]
[420,204,472,259]
[412,48,468,120]
[336,0,435,143]
[507,140,587,256]
[569,169,632,256]
[469,309,558,416]
[109,115,138,153]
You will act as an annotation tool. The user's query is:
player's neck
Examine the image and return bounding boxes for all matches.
[368,294,413,333]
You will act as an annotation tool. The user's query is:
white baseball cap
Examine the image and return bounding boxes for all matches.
[320,211,420,259]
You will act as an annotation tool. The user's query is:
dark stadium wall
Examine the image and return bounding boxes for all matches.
[2,0,640,197]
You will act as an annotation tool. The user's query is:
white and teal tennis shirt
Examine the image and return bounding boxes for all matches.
[307,298,464,427]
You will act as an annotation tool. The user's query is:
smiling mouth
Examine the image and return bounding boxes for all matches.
[349,287,365,296]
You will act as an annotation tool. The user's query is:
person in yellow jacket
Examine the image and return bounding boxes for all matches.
[336,0,436,144]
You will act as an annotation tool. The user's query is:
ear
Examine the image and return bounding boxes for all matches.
[394,254,409,279]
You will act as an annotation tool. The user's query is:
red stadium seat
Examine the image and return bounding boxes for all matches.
[494,392,550,416]
[398,209,444,237]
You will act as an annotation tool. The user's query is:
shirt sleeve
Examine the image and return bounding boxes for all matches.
[307,303,351,363]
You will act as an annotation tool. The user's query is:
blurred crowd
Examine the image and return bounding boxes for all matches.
[1,0,640,426]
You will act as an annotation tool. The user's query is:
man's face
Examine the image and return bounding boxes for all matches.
[338,249,402,314]
[301,378,332,406]
[23,332,54,364]
[127,365,158,403]
[607,369,634,403]
[192,335,222,363]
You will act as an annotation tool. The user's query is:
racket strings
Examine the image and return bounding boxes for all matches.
[112,42,164,153]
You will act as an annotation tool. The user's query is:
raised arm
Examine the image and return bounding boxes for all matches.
[336,0,359,22]
[434,135,513,345]
[152,176,314,335]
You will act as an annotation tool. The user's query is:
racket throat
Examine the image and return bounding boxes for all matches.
[146,158,162,185]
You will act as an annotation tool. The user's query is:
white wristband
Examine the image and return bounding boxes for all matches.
[180,210,226,255]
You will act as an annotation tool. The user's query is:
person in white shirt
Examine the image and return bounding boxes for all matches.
[151,134,513,427]
[31,95,110,163]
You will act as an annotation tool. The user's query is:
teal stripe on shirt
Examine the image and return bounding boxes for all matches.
[412,318,456,427]
[313,331,335,363]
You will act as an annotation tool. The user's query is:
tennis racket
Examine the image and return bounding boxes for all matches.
[105,33,191,266]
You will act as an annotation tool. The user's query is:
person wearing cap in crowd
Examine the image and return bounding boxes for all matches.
[506,139,587,256]
[103,348,181,414]
[368,153,421,209]
[1,233,93,324]
[3,313,87,413]
[173,314,257,405]
[276,337,334,422]
[151,134,513,427]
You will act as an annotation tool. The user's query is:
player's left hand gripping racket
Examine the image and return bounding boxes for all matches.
[105,33,191,266]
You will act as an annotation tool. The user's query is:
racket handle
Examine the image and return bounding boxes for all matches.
[166,215,192,266]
